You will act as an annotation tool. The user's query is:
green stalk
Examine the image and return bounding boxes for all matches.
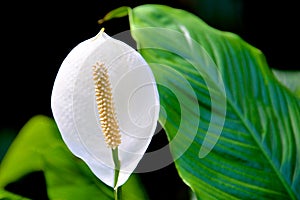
[112,148,121,200]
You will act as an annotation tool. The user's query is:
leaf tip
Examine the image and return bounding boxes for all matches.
[98,6,130,25]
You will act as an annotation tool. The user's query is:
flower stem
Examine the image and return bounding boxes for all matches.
[112,148,121,200]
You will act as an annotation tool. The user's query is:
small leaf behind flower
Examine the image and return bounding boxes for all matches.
[0,115,149,200]
[98,6,130,24]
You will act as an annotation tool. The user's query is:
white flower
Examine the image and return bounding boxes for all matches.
[51,30,160,188]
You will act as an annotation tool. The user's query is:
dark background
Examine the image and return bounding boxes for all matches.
[1,0,299,199]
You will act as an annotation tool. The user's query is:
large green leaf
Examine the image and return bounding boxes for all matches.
[0,115,149,200]
[103,4,300,199]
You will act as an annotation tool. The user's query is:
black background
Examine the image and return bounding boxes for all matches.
[1,0,299,199]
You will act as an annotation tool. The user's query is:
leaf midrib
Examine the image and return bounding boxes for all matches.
[173,12,296,198]
[225,82,295,199]
[175,15,296,198]
[162,9,296,197]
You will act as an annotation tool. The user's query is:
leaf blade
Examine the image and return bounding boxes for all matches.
[127,4,300,199]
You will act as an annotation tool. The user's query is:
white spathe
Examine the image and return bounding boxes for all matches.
[51,31,160,187]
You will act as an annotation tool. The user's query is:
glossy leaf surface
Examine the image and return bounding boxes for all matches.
[106,4,300,199]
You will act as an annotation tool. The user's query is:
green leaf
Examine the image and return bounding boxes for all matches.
[121,4,300,200]
[98,6,129,24]
[0,115,149,200]
[272,69,300,98]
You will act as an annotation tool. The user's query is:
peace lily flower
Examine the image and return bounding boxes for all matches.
[51,29,160,190]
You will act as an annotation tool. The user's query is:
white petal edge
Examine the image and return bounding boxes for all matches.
[51,31,160,187]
